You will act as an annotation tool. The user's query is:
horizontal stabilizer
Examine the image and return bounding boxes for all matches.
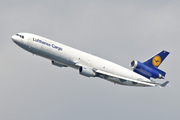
[160,81,169,87]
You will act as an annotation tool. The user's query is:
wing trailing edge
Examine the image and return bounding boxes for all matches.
[95,69,157,87]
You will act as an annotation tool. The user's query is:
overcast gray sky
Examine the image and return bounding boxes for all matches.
[1,0,180,120]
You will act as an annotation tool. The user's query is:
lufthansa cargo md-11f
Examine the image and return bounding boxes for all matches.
[12,33,170,87]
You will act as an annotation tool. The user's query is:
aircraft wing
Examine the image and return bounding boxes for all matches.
[75,63,169,87]
[95,69,157,87]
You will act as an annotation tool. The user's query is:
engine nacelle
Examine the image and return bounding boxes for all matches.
[52,61,67,67]
[130,60,164,79]
[79,66,96,77]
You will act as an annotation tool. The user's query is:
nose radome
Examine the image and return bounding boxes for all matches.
[11,35,16,41]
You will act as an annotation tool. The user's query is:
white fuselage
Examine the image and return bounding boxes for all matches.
[12,33,152,87]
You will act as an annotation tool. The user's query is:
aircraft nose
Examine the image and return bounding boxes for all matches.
[11,35,16,42]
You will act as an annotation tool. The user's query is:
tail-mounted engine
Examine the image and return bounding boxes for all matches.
[130,60,165,79]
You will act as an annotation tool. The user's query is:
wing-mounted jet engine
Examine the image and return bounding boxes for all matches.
[130,50,170,79]
[79,66,96,77]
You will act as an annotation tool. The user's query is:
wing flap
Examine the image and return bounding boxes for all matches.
[95,70,157,87]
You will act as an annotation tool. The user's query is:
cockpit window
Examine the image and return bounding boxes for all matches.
[16,34,24,39]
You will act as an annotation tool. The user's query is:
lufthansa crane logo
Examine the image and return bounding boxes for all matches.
[152,55,161,67]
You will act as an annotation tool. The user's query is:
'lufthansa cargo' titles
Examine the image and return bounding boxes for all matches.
[33,38,62,51]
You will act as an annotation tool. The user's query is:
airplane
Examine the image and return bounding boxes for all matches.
[12,33,170,87]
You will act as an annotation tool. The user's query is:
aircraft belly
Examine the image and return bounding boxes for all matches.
[14,42,31,53]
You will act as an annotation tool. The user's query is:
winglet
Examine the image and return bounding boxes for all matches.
[160,81,169,87]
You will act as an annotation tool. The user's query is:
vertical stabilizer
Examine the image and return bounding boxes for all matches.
[143,50,170,68]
